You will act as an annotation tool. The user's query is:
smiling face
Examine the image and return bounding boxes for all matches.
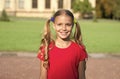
[53,15,73,40]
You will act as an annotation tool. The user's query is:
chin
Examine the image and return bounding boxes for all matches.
[59,36,70,40]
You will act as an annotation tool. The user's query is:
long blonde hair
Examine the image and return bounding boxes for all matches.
[40,9,83,68]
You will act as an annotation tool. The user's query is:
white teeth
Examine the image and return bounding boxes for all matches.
[61,32,67,35]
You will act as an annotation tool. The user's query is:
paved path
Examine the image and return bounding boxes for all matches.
[0,52,120,79]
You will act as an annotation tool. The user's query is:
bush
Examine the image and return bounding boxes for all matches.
[0,9,10,21]
[72,0,93,19]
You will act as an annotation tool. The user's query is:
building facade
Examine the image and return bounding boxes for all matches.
[0,0,96,18]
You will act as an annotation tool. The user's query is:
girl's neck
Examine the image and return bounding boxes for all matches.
[55,38,71,48]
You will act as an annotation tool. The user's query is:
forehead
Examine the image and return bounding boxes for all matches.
[54,15,73,22]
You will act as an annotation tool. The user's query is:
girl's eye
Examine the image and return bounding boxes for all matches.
[57,23,62,26]
[66,23,72,26]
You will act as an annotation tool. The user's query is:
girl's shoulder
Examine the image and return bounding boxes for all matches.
[72,41,88,61]
[71,41,85,50]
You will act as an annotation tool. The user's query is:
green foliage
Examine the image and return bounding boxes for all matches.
[72,0,93,19]
[113,0,120,19]
[96,0,120,20]
[0,9,10,22]
[96,0,111,18]
[82,0,93,14]
[72,0,83,13]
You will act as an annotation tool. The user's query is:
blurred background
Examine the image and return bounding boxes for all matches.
[0,0,120,79]
[0,0,120,53]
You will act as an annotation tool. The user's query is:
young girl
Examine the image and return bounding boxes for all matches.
[37,9,88,79]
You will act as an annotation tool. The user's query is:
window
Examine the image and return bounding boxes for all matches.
[5,0,10,8]
[45,0,51,9]
[32,0,38,8]
[18,0,24,9]
[58,0,63,8]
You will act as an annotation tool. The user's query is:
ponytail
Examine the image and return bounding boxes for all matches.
[74,21,83,45]
[40,19,52,69]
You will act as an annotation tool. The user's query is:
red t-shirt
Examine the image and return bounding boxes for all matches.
[37,41,88,79]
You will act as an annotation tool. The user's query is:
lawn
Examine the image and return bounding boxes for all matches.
[0,19,120,54]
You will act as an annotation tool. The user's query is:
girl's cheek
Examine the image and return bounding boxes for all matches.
[67,27,72,31]
[56,26,62,30]
[55,27,61,31]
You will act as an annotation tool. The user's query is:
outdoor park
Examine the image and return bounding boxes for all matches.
[0,0,120,79]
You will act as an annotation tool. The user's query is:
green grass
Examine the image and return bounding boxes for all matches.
[0,20,45,52]
[80,20,120,53]
[0,19,120,54]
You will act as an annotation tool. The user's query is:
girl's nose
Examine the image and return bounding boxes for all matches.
[62,25,66,30]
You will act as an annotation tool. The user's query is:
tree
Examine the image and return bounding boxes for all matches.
[113,0,120,20]
[72,0,93,19]
[96,0,120,20]
[96,0,113,18]
[0,9,10,21]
